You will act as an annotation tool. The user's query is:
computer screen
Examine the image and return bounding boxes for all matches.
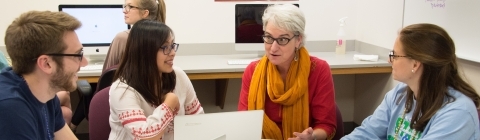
[59,4,129,61]
[234,4,299,55]
[59,5,130,47]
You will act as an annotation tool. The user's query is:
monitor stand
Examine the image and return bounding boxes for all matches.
[256,51,265,58]
[86,55,106,65]
[212,134,226,140]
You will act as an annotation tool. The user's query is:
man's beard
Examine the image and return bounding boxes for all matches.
[50,66,76,92]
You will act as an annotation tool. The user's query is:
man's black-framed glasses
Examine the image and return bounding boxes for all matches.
[45,50,84,62]
[262,35,298,46]
[388,51,409,62]
[123,5,142,12]
[161,43,179,55]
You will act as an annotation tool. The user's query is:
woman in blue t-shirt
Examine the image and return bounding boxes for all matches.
[342,23,480,140]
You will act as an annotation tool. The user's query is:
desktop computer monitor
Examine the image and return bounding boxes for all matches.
[59,5,130,62]
[234,4,299,57]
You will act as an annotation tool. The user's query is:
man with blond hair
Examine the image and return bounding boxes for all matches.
[0,10,88,139]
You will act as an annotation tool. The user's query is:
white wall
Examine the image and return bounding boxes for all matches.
[165,0,358,44]
[403,0,480,63]
[355,0,404,49]
[1,0,124,46]
[1,0,359,46]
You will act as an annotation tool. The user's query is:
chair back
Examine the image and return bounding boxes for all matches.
[84,65,118,120]
[88,86,111,140]
[95,65,118,93]
[332,104,344,140]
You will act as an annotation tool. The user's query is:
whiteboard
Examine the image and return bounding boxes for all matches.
[403,0,480,63]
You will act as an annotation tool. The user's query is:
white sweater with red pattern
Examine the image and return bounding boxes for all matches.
[108,66,204,140]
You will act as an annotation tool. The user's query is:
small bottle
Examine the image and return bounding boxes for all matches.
[336,17,348,55]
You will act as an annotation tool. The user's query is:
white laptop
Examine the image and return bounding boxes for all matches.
[174,110,264,140]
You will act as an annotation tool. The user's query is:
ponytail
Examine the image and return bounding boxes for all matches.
[156,0,166,23]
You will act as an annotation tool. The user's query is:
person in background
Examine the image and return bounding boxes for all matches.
[57,91,73,126]
[0,51,9,70]
[236,7,264,43]
[103,0,166,70]
[108,19,204,140]
[342,23,480,140]
[0,10,87,139]
[238,4,337,140]
[69,0,167,131]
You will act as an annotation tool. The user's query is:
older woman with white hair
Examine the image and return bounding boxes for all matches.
[238,4,337,140]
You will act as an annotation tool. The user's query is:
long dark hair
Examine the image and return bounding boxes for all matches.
[113,19,176,106]
[400,23,480,132]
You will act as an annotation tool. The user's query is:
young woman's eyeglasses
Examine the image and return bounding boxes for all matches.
[388,51,409,62]
[123,5,142,12]
[161,43,179,55]
[262,35,298,46]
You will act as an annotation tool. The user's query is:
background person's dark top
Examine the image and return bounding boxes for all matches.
[236,19,264,43]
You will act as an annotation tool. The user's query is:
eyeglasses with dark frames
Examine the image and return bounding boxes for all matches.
[161,43,179,55]
[123,5,142,12]
[43,50,84,62]
[389,51,409,62]
[262,35,298,46]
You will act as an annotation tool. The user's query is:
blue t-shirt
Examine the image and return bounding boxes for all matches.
[0,67,65,139]
[342,83,480,140]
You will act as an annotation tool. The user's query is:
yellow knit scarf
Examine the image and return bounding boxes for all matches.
[248,47,311,140]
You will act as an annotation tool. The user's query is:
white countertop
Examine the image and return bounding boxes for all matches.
[77,51,390,77]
